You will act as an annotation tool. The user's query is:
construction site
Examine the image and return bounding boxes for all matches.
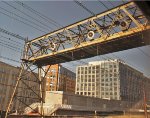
[0,1,150,118]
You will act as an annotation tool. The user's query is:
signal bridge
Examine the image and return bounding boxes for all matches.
[23,2,150,66]
[5,2,150,118]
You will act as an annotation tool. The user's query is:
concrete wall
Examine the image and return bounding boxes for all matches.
[45,91,63,105]
[45,91,144,112]
[62,92,129,111]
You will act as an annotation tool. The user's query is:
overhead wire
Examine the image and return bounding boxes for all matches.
[0,36,84,74]
[97,0,120,34]
[12,1,86,71]
[1,0,146,74]
[0,0,134,69]
[2,1,54,31]
[73,1,118,60]
[0,2,74,74]
[14,1,110,70]
[0,34,24,45]
[0,1,90,71]
[0,41,22,53]
[118,1,150,76]
[15,0,120,66]
[0,29,25,66]
[73,0,117,62]
[0,37,23,49]
[0,6,51,32]
[0,32,24,67]
[97,0,110,10]
[12,1,106,69]
[0,10,47,33]
[74,0,148,74]
[0,0,146,87]
[13,1,90,69]
[0,38,22,50]
[0,43,20,53]
[13,1,89,69]
[0,55,21,63]
[108,0,149,109]
[41,0,114,72]
[118,0,135,108]
[0,44,22,65]
[121,0,126,4]
[98,1,146,108]
[0,36,22,64]
[108,1,115,8]
[101,1,150,75]
[0,0,118,109]
[0,27,26,41]
[15,1,62,28]
[74,0,95,16]
[0,1,149,111]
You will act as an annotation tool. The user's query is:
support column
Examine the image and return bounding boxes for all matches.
[38,67,44,118]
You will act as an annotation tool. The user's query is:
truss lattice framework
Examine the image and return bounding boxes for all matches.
[5,2,150,118]
[23,2,150,66]
[5,62,52,118]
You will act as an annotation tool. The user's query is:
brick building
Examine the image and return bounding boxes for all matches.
[46,64,76,93]
[75,59,150,101]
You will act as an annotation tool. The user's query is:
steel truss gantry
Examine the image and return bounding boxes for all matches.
[5,2,150,117]
[24,2,150,66]
[5,62,53,118]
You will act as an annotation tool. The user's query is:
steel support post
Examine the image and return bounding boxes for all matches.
[38,67,44,118]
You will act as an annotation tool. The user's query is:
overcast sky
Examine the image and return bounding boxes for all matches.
[0,1,150,77]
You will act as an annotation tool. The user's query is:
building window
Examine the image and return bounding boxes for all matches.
[76,92,79,94]
[101,87,104,91]
[114,78,117,81]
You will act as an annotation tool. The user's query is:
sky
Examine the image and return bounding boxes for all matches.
[0,1,150,77]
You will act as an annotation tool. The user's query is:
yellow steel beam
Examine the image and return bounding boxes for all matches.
[29,25,150,62]
[27,2,134,44]
[22,1,149,65]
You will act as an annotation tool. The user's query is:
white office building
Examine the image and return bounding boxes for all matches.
[75,59,150,101]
